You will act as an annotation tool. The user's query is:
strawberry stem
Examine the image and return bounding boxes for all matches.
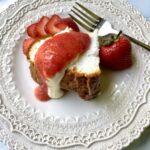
[115,30,122,40]
[99,31,123,46]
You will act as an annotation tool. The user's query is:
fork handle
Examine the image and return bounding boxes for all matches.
[124,34,150,51]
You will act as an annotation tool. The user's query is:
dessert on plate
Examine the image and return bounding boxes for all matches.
[23,15,132,101]
[23,15,101,101]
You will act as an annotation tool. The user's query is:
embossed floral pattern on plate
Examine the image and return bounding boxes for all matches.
[0,0,149,149]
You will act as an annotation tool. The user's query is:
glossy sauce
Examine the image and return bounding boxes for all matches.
[34,83,50,101]
[34,31,91,101]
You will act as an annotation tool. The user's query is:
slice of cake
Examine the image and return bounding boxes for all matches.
[60,29,101,100]
[23,15,101,101]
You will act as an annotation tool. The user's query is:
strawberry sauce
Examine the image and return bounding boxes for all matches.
[35,31,90,79]
[34,83,50,101]
[34,31,90,101]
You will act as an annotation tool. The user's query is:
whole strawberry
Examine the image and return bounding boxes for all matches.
[99,34,132,70]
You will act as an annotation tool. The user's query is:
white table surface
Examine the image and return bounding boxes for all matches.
[0,0,150,149]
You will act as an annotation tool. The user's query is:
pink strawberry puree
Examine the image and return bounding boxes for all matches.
[34,31,91,101]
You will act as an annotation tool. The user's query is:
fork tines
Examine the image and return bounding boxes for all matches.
[69,2,103,32]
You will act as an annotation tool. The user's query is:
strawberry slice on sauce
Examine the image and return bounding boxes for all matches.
[55,18,79,32]
[45,15,61,35]
[27,23,39,38]
[27,15,79,38]
[36,16,49,37]
[35,31,91,79]
[46,15,79,35]
[23,38,35,55]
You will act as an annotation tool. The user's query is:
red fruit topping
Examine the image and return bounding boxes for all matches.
[34,83,50,101]
[35,31,91,78]
[46,15,79,35]
[36,16,49,37]
[23,38,35,55]
[55,18,79,32]
[100,35,132,70]
[45,15,61,35]
[27,23,38,38]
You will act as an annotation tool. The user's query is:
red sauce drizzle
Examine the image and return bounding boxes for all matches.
[34,31,91,101]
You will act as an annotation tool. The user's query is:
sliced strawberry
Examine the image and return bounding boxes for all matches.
[45,15,61,35]
[23,38,35,55]
[55,18,79,32]
[36,16,49,37]
[34,83,50,101]
[27,23,38,38]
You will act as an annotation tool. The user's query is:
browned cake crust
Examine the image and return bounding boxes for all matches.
[29,62,42,84]
[29,64,101,100]
[60,68,101,100]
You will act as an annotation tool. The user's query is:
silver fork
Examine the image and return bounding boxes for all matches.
[69,2,150,51]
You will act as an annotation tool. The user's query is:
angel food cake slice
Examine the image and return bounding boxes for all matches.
[23,15,101,101]
[61,29,101,100]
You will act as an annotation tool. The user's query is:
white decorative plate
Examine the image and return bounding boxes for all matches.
[0,0,150,149]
